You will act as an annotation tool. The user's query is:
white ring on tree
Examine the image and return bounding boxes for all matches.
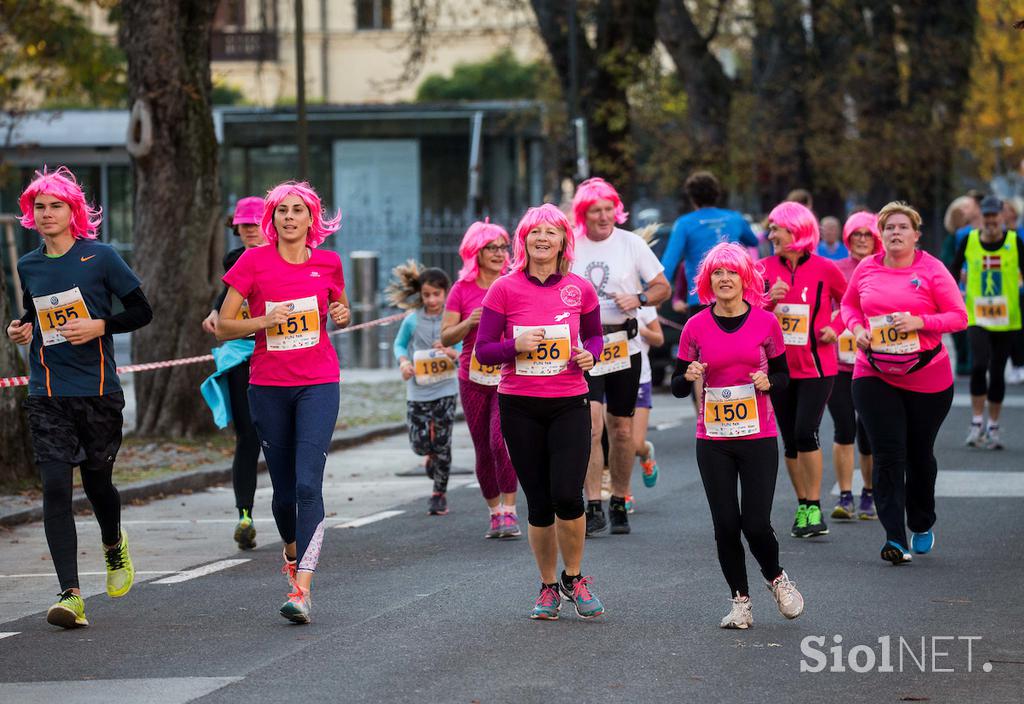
[126,99,153,157]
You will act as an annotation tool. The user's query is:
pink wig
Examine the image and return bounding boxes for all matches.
[18,166,101,240]
[510,204,575,273]
[261,181,341,248]
[768,201,819,254]
[841,211,882,253]
[457,218,510,282]
[693,242,769,307]
[571,177,628,239]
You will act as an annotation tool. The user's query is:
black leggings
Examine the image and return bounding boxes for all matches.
[498,393,591,527]
[226,361,260,514]
[852,378,953,548]
[826,371,872,455]
[40,460,121,591]
[695,438,782,597]
[770,376,834,459]
[968,326,1015,403]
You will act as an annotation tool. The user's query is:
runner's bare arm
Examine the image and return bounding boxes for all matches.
[216,287,284,341]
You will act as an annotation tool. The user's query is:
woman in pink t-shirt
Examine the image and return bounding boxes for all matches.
[475,203,606,621]
[440,219,520,539]
[672,243,804,629]
[217,181,349,623]
[841,202,967,565]
[825,212,882,522]
[760,202,847,540]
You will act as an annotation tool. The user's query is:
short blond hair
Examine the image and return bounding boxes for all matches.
[877,201,922,232]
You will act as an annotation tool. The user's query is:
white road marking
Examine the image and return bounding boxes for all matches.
[952,394,1024,408]
[76,517,354,527]
[831,470,1024,498]
[336,510,404,528]
[0,571,173,579]
[0,632,20,640]
[0,677,241,704]
[152,559,250,585]
[465,482,480,489]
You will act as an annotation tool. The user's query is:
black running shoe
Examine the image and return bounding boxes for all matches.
[428,492,448,515]
[608,500,631,535]
[585,503,607,537]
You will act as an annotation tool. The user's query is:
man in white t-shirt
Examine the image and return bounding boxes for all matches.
[571,178,671,536]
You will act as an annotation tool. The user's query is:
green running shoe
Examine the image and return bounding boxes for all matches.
[791,505,808,537]
[105,528,135,598]
[234,510,257,550]
[46,590,88,629]
[802,505,829,537]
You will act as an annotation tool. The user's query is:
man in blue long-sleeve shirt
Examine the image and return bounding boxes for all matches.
[661,171,758,311]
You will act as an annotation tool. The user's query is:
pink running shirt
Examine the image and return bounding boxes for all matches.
[223,244,345,386]
[841,250,966,393]
[480,271,599,398]
[678,306,786,440]
[445,278,488,383]
[760,253,847,379]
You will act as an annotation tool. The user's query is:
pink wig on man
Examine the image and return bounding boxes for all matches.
[261,181,341,248]
[693,242,769,307]
[457,218,510,282]
[510,203,576,274]
[767,201,819,254]
[841,211,882,254]
[571,177,628,239]
[18,166,102,240]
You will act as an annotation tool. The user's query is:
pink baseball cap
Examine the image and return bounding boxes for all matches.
[232,196,264,225]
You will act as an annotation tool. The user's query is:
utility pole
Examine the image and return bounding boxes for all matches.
[295,0,309,180]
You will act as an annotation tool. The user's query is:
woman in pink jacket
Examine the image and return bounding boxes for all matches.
[760,202,847,540]
[841,202,967,565]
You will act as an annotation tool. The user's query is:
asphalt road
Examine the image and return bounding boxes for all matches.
[0,379,1022,703]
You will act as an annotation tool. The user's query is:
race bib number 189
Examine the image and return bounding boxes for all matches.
[513,324,571,376]
[265,296,320,351]
[414,349,456,385]
[33,287,91,347]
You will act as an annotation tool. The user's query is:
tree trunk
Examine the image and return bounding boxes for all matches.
[656,0,734,172]
[530,0,657,202]
[0,246,34,485]
[118,0,222,437]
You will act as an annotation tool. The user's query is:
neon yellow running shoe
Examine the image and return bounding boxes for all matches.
[234,510,257,550]
[105,528,135,598]
[46,590,88,629]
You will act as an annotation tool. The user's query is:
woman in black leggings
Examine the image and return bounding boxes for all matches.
[202,196,266,549]
[672,243,804,629]
[475,204,605,620]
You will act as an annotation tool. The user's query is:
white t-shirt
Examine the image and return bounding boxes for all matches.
[637,306,658,384]
[572,227,665,355]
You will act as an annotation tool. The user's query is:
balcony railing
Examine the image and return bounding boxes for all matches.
[211,31,278,62]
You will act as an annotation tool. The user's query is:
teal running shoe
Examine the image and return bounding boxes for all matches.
[560,575,605,619]
[911,530,935,555]
[640,440,659,488]
[529,584,561,620]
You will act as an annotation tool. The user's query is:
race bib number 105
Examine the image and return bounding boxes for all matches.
[33,287,91,347]
[868,312,920,354]
[265,296,320,351]
[513,324,571,376]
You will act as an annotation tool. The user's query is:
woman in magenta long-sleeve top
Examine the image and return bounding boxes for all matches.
[840,201,967,565]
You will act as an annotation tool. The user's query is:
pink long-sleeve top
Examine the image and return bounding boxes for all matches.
[840,250,967,393]
[760,253,847,379]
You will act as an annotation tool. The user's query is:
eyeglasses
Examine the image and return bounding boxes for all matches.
[849,230,874,239]
[482,244,510,253]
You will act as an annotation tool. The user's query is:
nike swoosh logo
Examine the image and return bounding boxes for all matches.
[80,255,96,262]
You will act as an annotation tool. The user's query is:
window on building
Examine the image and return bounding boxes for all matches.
[356,0,392,30]
[213,0,246,30]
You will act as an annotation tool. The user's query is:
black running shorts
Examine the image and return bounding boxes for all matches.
[24,392,125,470]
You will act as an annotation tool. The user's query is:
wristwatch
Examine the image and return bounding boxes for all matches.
[637,292,649,306]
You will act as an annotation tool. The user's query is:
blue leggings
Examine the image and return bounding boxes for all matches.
[249,383,339,572]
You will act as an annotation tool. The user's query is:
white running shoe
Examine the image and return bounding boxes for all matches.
[720,594,753,629]
[965,423,985,448]
[767,571,804,620]
[985,426,1003,450]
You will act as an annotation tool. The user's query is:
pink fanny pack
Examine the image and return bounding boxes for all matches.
[865,345,940,376]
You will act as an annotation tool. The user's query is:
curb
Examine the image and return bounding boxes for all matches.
[0,416,458,529]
